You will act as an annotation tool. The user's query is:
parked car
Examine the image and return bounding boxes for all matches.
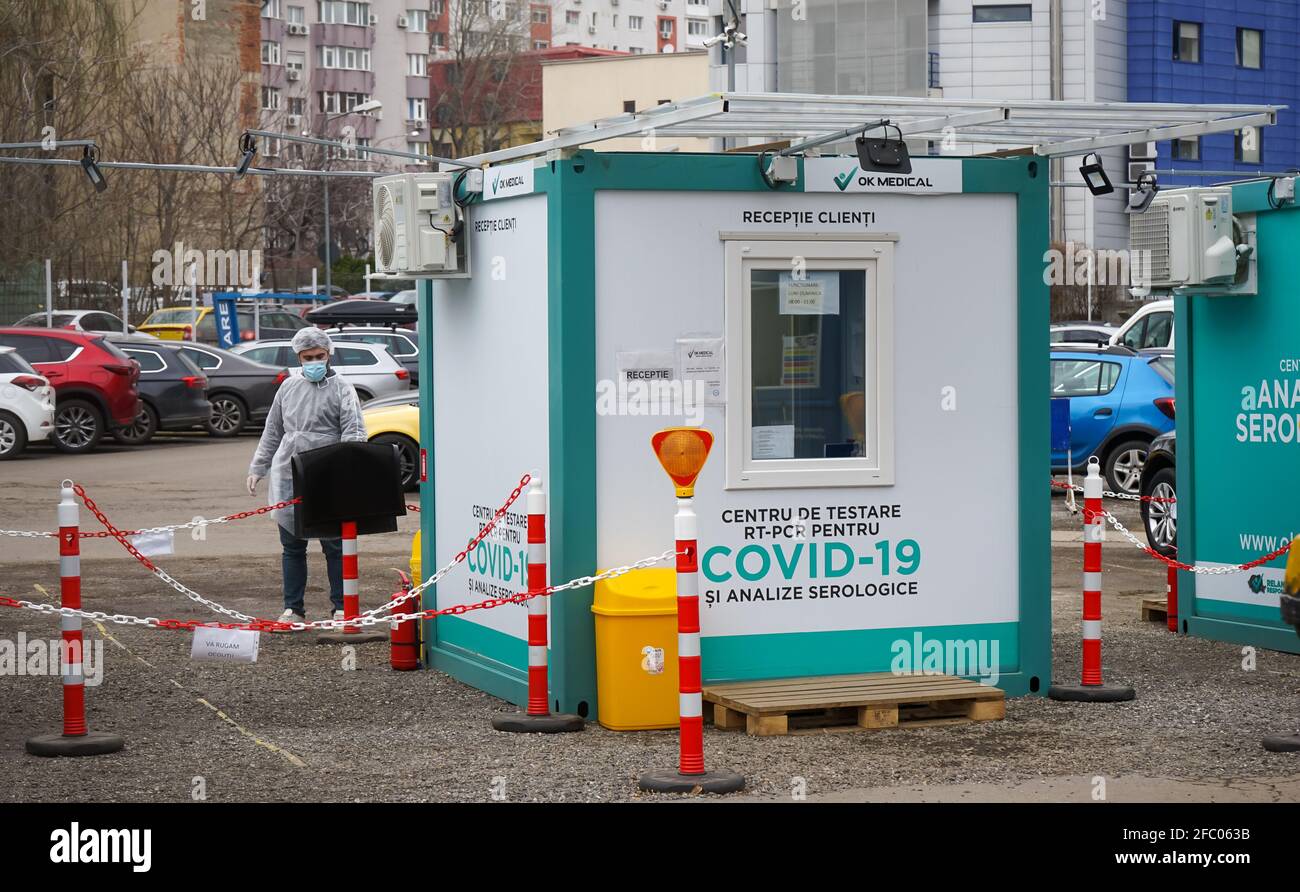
[1110,299,1174,351]
[0,346,55,459]
[0,328,140,453]
[229,339,410,402]
[171,342,289,437]
[1050,322,1116,347]
[106,337,212,445]
[361,391,418,411]
[1049,345,1175,495]
[296,284,350,300]
[137,305,311,344]
[1139,430,1177,557]
[363,399,420,490]
[389,289,417,306]
[305,298,416,330]
[13,309,150,337]
[324,326,420,385]
[350,291,395,301]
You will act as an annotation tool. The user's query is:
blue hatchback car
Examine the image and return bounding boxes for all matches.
[1050,346,1175,495]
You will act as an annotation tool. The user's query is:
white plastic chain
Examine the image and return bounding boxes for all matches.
[1099,509,1284,576]
[2,549,679,633]
[1,512,273,539]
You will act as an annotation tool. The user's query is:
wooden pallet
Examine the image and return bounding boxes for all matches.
[703,672,1005,737]
[1140,598,1168,623]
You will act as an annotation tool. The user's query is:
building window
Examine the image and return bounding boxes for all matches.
[972,4,1031,23]
[590,11,598,27]
[261,41,281,65]
[262,0,282,18]
[659,18,673,38]
[1237,28,1262,69]
[408,53,427,76]
[407,141,430,164]
[723,238,896,489]
[533,40,549,49]
[288,96,306,116]
[612,14,618,28]
[628,15,642,29]
[259,136,281,157]
[565,10,579,25]
[629,46,643,53]
[261,86,281,110]
[432,32,447,48]
[319,45,371,70]
[318,1,371,25]
[407,8,429,30]
[1236,127,1261,164]
[286,51,305,71]
[407,97,427,122]
[623,99,636,113]
[1171,136,1199,161]
[319,91,373,113]
[432,0,445,15]
[1173,21,1200,62]
[687,18,709,36]
[288,5,305,24]
[531,7,548,23]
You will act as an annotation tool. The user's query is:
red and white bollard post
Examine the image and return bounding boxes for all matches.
[1166,551,1179,634]
[318,520,386,644]
[638,483,744,792]
[1050,459,1135,702]
[26,480,124,757]
[493,474,582,732]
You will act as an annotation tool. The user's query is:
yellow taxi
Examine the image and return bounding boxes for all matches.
[138,306,311,343]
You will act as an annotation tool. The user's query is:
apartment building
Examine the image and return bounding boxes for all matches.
[548,0,716,55]
[258,0,435,167]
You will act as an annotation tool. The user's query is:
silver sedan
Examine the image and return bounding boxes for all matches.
[229,339,411,401]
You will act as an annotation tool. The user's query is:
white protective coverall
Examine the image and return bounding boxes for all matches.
[249,370,367,531]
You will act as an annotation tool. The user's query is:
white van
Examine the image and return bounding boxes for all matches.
[1110,299,1174,350]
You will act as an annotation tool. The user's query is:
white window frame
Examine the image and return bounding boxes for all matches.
[723,235,895,489]
[263,0,282,19]
[408,52,427,75]
[262,40,282,64]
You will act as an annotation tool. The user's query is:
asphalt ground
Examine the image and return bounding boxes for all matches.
[0,435,1297,802]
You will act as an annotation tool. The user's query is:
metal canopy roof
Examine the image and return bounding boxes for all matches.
[455,92,1282,168]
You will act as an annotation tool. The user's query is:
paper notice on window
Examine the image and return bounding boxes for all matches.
[753,424,795,459]
[779,271,840,315]
[676,336,723,406]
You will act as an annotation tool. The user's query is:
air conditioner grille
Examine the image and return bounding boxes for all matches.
[1129,203,1171,285]
[375,184,397,270]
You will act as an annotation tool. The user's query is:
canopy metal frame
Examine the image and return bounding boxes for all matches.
[451,92,1282,168]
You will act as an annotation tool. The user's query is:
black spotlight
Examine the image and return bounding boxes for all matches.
[1125,170,1159,215]
[235,131,258,178]
[79,144,107,193]
[855,122,911,174]
[1079,152,1114,195]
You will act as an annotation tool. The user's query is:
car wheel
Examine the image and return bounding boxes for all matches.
[112,403,158,446]
[206,394,248,437]
[372,433,419,490]
[1103,439,1149,496]
[0,411,27,460]
[53,399,104,454]
[1140,467,1177,557]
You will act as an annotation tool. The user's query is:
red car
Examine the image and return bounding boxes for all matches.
[0,328,141,453]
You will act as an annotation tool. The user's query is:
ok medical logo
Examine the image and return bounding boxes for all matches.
[485,160,534,200]
[805,157,963,195]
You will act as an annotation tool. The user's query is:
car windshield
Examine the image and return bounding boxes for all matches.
[93,337,133,362]
[0,350,37,373]
[1150,355,1175,385]
[146,308,201,325]
[174,350,205,376]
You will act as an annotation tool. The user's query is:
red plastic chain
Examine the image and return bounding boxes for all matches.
[73,497,303,538]
[1050,479,1175,503]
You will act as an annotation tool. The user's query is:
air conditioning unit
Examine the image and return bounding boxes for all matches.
[287,22,308,35]
[286,114,301,127]
[286,68,301,81]
[397,14,409,28]
[657,0,669,9]
[1128,187,1243,291]
[369,13,378,25]
[372,173,467,276]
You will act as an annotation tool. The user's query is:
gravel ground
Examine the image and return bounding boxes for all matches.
[1,495,1298,803]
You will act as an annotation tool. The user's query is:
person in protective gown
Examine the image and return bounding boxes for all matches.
[246,328,367,625]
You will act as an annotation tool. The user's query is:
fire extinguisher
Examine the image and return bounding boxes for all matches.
[390,570,421,670]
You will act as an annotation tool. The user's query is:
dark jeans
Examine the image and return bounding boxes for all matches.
[279,525,343,615]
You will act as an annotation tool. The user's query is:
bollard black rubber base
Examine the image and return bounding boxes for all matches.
[638,768,746,795]
[315,630,389,645]
[1262,733,1300,753]
[26,730,124,758]
[1048,682,1136,702]
[491,712,585,733]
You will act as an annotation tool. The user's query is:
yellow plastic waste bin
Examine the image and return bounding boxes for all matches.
[592,567,680,731]
[409,530,422,581]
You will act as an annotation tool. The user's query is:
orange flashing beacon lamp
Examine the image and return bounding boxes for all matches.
[650,427,714,498]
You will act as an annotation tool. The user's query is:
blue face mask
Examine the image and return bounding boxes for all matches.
[302,360,328,382]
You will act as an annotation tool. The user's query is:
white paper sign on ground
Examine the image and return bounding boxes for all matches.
[191,627,260,663]
[132,529,174,557]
